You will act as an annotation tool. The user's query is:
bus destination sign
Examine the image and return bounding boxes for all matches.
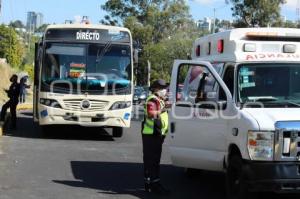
[45,29,130,43]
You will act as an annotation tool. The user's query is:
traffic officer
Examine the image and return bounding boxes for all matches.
[142,79,170,194]
[0,74,20,130]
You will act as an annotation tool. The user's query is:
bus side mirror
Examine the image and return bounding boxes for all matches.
[34,42,39,86]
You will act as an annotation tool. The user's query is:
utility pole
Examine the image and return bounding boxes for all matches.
[9,25,12,63]
[147,60,151,87]
[0,0,2,20]
[213,8,216,33]
[212,3,229,33]
[297,0,300,26]
[28,23,31,52]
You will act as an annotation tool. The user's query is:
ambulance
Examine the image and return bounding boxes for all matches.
[169,28,300,196]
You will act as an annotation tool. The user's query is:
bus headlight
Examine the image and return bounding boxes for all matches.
[40,98,62,109]
[248,131,274,161]
[110,101,131,110]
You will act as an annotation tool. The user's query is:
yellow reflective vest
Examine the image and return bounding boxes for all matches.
[142,94,169,136]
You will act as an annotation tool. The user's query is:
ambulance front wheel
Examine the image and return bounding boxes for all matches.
[112,127,123,138]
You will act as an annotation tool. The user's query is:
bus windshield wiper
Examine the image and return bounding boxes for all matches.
[240,96,278,109]
[284,101,300,107]
[262,101,300,108]
[247,96,279,102]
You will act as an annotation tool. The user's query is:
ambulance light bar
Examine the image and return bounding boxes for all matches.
[283,44,296,53]
[246,32,300,41]
[244,43,256,52]
[217,40,224,53]
[246,32,278,37]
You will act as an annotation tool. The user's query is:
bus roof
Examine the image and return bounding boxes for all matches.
[43,24,132,43]
[46,24,130,33]
[192,28,300,63]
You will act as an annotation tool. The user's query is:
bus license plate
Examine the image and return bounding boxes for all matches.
[80,117,91,122]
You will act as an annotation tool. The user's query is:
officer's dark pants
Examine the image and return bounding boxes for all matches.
[0,100,18,127]
[142,135,165,184]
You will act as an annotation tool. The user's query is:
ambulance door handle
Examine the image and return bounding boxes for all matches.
[170,122,176,133]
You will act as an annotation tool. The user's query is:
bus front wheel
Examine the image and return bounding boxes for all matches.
[41,125,53,137]
[112,127,123,138]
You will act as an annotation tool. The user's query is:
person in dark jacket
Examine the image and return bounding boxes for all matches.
[0,74,20,129]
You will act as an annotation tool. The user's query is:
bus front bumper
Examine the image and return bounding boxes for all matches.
[38,106,132,128]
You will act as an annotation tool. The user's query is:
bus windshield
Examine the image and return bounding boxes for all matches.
[238,63,300,107]
[41,42,131,94]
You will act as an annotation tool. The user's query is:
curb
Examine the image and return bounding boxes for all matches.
[17,103,33,111]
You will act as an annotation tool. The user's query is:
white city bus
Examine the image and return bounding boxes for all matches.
[33,24,133,137]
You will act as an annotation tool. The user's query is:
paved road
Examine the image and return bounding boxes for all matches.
[0,106,298,199]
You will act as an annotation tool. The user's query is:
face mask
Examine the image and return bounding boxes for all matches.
[157,89,167,98]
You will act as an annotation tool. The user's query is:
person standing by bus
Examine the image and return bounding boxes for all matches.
[142,79,170,195]
[19,76,30,103]
[0,74,20,129]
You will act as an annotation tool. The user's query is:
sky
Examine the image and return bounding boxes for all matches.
[1,0,300,25]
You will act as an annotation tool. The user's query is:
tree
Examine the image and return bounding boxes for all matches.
[0,25,24,68]
[9,20,25,29]
[228,0,286,27]
[101,0,164,25]
[22,35,39,67]
[35,24,49,33]
[139,25,205,84]
[101,0,200,84]
[101,0,191,44]
[141,33,195,83]
[218,20,232,30]
[283,20,297,28]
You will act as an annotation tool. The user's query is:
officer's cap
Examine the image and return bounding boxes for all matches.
[150,79,168,90]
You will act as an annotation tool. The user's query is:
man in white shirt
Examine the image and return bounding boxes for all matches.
[181,66,204,104]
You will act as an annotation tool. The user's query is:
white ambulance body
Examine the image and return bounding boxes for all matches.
[169,28,300,195]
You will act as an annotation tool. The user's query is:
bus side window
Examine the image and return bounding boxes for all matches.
[219,66,234,100]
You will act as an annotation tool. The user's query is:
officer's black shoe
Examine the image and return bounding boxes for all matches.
[9,125,17,130]
[151,182,170,195]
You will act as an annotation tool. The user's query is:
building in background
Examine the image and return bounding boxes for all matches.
[195,17,233,33]
[195,17,212,32]
[36,13,44,28]
[26,11,43,32]
[0,0,2,16]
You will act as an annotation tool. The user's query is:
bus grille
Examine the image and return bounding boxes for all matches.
[63,99,109,112]
[275,122,300,161]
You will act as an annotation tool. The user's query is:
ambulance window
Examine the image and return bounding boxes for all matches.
[219,66,234,100]
[238,63,300,105]
[176,64,227,108]
[211,63,224,75]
